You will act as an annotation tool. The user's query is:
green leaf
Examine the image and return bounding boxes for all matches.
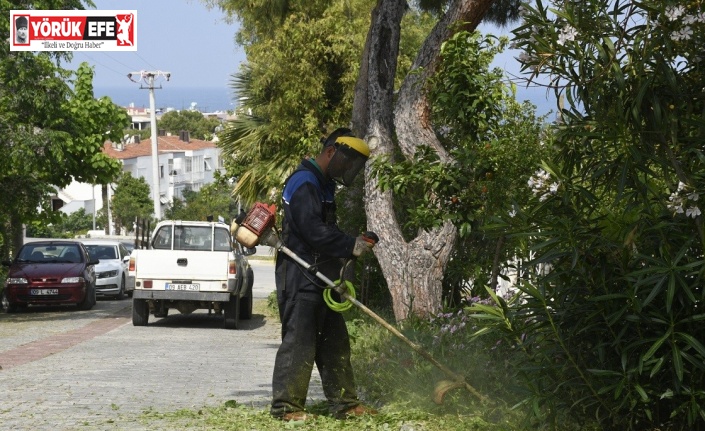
[468,303,504,318]
[634,384,649,402]
[660,389,674,400]
[587,369,622,377]
[642,330,671,362]
[650,357,665,378]
[673,345,684,383]
[676,333,705,359]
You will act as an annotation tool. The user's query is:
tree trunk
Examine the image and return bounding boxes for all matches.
[102,184,110,235]
[353,0,495,321]
[11,213,24,258]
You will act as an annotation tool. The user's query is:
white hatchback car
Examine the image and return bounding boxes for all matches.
[80,240,134,300]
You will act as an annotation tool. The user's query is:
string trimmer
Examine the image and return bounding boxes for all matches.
[231,203,487,404]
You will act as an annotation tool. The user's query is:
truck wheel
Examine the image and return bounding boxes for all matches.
[77,284,96,310]
[132,298,149,326]
[223,296,240,329]
[239,266,254,320]
[247,266,254,290]
[239,294,253,320]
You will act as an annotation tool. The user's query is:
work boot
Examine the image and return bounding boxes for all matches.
[281,411,317,422]
[335,404,378,419]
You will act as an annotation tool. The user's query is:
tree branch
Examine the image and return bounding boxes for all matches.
[394,0,495,162]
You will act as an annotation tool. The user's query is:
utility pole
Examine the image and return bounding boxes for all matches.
[127,70,171,219]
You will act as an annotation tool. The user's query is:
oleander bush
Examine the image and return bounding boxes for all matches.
[467,1,705,430]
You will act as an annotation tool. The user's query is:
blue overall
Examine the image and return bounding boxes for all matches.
[270,158,359,417]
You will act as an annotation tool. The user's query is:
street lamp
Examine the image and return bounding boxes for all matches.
[128,70,171,219]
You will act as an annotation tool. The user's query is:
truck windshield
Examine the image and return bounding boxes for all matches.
[174,226,220,251]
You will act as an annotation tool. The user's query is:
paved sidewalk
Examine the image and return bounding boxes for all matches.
[0,307,131,370]
[0,295,325,430]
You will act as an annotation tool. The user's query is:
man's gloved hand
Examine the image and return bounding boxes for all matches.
[352,235,376,257]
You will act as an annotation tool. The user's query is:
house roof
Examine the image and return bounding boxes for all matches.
[103,135,217,160]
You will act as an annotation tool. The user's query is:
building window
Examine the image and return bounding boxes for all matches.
[192,155,204,173]
[160,165,164,179]
[204,158,212,171]
[185,157,192,173]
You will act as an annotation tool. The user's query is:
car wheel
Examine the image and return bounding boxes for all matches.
[132,298,149,326]
[77,284,96,310]
[91,284,97,307]
[116,276,126,300]
[1,290,18,313]
[223,296,240,329]
[239,294,253,320]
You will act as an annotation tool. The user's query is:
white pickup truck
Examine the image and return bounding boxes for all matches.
[128,220,255,329]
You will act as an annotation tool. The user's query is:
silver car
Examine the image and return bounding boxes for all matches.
[80,240,133,300]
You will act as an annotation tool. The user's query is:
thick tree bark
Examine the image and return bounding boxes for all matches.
[353,0,495,321]
[352,0,407,320]
[394,0,494,161]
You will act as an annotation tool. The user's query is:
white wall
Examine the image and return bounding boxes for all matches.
[58,146,224,220]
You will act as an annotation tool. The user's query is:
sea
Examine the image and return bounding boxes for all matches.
[94,84,556,117]
[94,86,238,113]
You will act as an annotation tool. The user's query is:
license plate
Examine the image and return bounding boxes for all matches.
[165,283,200,291]
[30,289,59,295]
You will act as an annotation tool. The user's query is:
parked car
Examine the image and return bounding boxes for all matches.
[81,239,134,300]
[1,241,98,313]
[120,240,135,255]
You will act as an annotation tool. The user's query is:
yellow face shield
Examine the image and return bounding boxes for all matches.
[327,137,370,187]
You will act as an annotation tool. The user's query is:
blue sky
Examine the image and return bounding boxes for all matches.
[69,0,244,90]
[477,21,558,117]
[67,1,555,115]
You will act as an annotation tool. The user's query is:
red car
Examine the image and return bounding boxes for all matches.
[1,241,98,313]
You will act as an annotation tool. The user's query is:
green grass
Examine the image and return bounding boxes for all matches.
[248,254,276,261]
[118,293,590,430]
[137,401,514,430]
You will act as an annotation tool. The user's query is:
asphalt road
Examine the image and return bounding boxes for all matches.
[0,259,325,431]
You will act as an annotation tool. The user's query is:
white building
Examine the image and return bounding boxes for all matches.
[54,131,224,231]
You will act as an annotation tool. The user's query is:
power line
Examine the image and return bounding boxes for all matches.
[72,52,160,83]
[133,51,158,71]
[103,52,143,72]
[72,52,126,78]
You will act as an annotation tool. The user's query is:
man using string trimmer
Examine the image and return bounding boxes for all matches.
[233,131,489,417]
[268,128,377,422]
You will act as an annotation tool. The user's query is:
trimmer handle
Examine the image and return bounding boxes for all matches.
[362,231,379,245]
